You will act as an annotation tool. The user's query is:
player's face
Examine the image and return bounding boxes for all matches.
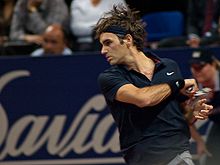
[99,33,128,65]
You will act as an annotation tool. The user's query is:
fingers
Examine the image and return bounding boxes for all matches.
[187,94,213,121]
[201,104,213,114]
[194,115,207,120]
[193,99,213,120]
[197,98,207,105]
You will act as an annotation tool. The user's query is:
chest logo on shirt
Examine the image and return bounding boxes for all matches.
[166,71,174,76]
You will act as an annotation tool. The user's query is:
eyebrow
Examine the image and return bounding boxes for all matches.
[102,39,111,45]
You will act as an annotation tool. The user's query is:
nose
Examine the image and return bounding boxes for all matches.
[101,46,107,55]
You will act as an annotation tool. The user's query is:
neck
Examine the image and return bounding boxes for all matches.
[126,50,155,79]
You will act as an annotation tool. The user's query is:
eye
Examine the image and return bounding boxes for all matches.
[103,39,112,46]
[44,38,49,43]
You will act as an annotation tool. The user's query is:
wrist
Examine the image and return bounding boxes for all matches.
[168,79,185,96]
[189,117,197,125]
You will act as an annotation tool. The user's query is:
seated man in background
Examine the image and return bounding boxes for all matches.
[10,0,69,45]
[31,24,73,57]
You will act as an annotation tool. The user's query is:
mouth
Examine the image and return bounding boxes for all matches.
[45,51,55,55]
[105,56,112,62]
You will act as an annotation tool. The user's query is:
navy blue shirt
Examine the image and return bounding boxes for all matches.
[98,51,190,163]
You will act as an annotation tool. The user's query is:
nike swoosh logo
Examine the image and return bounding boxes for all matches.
[166,71,174,76]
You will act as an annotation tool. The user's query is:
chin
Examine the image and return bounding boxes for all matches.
[109,61,117,65]
[45,52,55,55]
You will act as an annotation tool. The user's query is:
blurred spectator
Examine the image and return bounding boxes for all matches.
[186,0,220,48]
[189,48,220,165]
[31,24,73,57]
[0,0,17,45]
[125,0,188,17]
[158,0,220,49]
[70,0,127,52]
[10,0,69,45]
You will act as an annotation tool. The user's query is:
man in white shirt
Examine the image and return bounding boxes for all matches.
[70,0,126,51]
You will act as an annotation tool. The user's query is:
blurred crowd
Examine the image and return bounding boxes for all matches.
[1,0,220,56]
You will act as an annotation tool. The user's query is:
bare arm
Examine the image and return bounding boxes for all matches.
[116,83,171,108]
[116,78,199,108]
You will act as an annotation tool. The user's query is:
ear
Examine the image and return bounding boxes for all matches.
[123,34,133,47]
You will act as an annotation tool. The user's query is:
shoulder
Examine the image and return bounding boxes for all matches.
[159,58,181,72]
[14,0,27,11]
[44,0,68,9]
[63,47,73,55]
[31,48,44,57]
[98,65,126,83]
[161,58,178,65]
[145,50,178,66]
[99,65,125,77]
[98,66,131,99]
[71,0,87,8]
[111,0,127,5]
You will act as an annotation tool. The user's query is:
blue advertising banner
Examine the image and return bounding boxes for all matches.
[0,47,219,164]
[0,55,125,165]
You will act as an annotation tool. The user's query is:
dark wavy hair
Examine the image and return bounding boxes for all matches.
[94,5,146,52]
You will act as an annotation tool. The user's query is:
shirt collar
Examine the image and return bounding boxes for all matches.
[118,50,163,71]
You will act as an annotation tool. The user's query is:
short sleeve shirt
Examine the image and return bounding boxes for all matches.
[98,51,190,161]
